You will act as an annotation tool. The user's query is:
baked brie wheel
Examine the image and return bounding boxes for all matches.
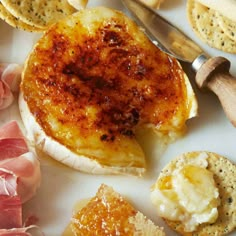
[19,6,197,176]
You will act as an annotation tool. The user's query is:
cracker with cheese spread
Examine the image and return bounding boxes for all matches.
[151,151,236,235]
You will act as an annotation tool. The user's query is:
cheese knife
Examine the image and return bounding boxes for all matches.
[122,0,236,127]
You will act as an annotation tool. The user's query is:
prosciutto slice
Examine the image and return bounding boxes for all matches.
[0,195,22,229]
[0,152,41,203]
[0,225,43,236]
[0,121,41,232]
[0,64,22,110]
[0,121,28,160]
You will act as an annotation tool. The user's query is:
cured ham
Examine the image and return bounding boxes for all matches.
[0,121,41,232]
[0,195,22,229]
[0,121,41,203]
[0,152,41,203]
[0,225,43,236]
[0,121,28,160]
[0,64,22,110]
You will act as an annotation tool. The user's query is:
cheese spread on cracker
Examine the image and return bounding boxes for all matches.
[151,152,220,232]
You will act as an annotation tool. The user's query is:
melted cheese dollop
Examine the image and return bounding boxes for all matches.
[151,153,220,232]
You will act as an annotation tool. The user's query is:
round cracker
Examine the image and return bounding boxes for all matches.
[216,12,236,41]
[0,3,42,32]
[187,0,236,54]
[197,0,236,22]
[0,0,77,30]
[153,151,236,235]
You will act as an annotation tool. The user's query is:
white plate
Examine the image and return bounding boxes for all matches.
[0,0,236,235]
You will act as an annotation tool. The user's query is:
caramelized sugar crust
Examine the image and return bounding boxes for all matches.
[21,8,190,165]
[71,185,137,235]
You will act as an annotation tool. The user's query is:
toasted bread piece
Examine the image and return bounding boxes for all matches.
[19,7,197,176]
[70,184,165,235]
[151,151,236,235]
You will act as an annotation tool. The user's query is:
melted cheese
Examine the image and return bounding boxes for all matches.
[151,153,220,232]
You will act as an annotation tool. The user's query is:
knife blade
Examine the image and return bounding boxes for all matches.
[122,0,236,127]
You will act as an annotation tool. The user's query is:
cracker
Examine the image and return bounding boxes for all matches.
[155,151,236,235]
[216,12,236,41]
[197,0,236,22]
[0,0,77,30]
[187,0,236,54]
[0,3,41,32]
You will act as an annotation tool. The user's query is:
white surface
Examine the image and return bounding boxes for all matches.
[0,0,236,235]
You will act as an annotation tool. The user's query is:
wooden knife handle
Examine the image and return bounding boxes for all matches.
[195,56,236,127]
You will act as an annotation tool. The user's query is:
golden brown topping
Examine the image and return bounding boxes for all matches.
[22,11,188,142]
[72,187,137,235]
[70,184,166,235]
[20,7,196,172]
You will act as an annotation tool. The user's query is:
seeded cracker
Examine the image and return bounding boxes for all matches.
[154,151,236,236]
[187,0,236,53]
[0,3,41,32]
[216,12,236,41]
[0,0,77,30]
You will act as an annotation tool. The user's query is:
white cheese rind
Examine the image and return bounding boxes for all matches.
[18,92,145,176]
